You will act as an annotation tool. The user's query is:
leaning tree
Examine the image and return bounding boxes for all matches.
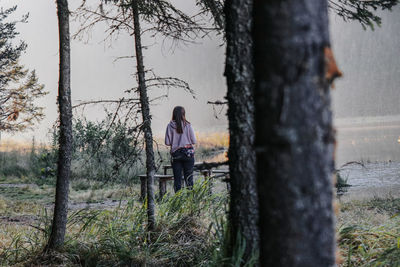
[74,0,206,230]
[0,6,46,133]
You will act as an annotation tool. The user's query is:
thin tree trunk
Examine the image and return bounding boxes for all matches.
[132,0,156,230]
[46,0,72,250]
[253,1,336,266]
[224,0,259,262]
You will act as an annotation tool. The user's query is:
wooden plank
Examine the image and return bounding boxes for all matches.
[139,174,173,179]
[211,174,230,179]
[163,161,228,171]
[139,174,174,201]
[212,170,229,174]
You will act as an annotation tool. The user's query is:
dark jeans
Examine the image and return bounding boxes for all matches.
[171,150,195,192]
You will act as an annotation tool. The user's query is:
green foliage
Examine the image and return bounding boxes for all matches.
[195,0,225,33]
[336,172,352,195]
[0,209,52,266]
[72,116,143,183]
[0,113,145,184]
[329,0,400,30]
[0,115,219,184]
[0,151,29,177]
[338,197,400,266]
[208,221,259,267]
[0,6,47,132]
[0,179,231,266]
[80,0,207,42]
[0,186,51,203]
[0,147,42,179]
[197,0,400,32]
[339,220,400,266]
[48,114,144,183]
[367,197,400,216]
[0,140,56,184]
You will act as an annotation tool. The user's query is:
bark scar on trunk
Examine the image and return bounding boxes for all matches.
[324,46,342,88]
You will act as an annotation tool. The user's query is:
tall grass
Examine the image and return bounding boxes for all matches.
[0,131,227,186]
[195,132,229,149]
[0,179,230,266]
[337,197,400,267]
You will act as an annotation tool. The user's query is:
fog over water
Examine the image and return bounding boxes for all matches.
[330,7,400,165]
[2,1,400,165]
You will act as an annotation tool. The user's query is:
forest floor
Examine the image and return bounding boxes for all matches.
[336,196,400,266]
[0,161,399,266]
[0,174,162,228]
[336,161,400,266]
[0,173,230,266]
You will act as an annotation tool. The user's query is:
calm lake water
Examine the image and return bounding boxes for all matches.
[338,162,400,196]
[336,122,400,166]
[335,118,400,198]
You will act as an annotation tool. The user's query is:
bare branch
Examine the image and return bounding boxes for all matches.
[72,98,140,109]
[207,100,228,105]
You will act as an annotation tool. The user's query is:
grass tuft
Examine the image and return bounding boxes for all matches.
[1,179,229,266]
[337,197,400,267]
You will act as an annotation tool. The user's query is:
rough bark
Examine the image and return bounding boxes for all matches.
[224,0,259,262]
[132,0,156,230]
[46,0,72,250]
[253,1,336,266]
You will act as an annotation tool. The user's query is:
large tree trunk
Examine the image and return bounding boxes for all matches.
[253,1,336,266]
[46,0,72,250]
[224,0,259,262]
[132,0,156,230]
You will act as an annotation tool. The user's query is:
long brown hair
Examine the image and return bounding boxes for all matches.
[172,106,189,134]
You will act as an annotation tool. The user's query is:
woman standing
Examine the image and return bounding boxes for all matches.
[165,106,196,192]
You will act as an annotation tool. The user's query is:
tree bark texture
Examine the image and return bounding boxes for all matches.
[47,0,72,250]
[132,0,156,230]
[224,0,259,261]
[253,1,336,266]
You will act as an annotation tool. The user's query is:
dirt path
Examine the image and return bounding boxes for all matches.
[1,200,129,226]
[0,215,39,226]
[0,183,36,188]
[1,183,130,225]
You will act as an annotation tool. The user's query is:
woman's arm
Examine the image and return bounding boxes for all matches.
[189,124,196,145]
[165,125,172,146]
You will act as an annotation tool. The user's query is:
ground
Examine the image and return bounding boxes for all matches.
[0,160,399,266]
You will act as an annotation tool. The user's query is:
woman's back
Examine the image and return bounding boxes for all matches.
[165,106,196,192]
[165,120,196,153]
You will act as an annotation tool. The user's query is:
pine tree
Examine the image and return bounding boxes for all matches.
[75,0,204,230]
[0,6,46,132]
[254,1,336,265]
[224,0,259,263]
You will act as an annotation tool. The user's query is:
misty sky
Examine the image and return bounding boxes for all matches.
[330,7,400,119]
[3,0,227,142]
[2,1,400,142]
